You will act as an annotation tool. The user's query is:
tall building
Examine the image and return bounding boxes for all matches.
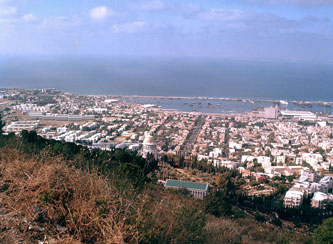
[251,105,278,119]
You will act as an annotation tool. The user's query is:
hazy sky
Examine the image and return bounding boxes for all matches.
[1,0,333,62]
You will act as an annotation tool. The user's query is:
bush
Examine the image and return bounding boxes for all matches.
[255,213,266,223]
[205,216,310,244]
[312,217,333,244]
[0,149,142,243]
[204,191,232,217]
[0,147,208,244]
[271,218,282,227]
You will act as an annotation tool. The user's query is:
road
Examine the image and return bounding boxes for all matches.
[182,115,205,158]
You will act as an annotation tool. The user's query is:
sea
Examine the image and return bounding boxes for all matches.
[1,56,333,114]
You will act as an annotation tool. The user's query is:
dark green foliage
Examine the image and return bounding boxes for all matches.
[205,216,311,244]
[298,120,316,126]
[312,217,333,244]
[204,191,232,217]
[232,121,247,128]
[254,213,266,223]
[238,192,332,226]
[0,114,4,134]
[0,131,158,190]
[172,205,206,244]
[95,199,110,216]
[33,96,57,106]
[39,190,54,204]
[177,187,191,198]
[286,175,295,182]
[270,217,282,227]
[137,202,206,244]
[0,128,316,243]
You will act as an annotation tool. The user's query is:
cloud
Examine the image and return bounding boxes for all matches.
[0,6,17,15]
[239,0,333,7]
[112,21,146,33]
[302,16,330,23]
[0,0,11,4]
[0,0,332,62]
[89,6,111,20]
[129,0,165,11]
[22,13,37,22]
[197,8,253,22]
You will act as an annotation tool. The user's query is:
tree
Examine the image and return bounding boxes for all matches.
[255,213,266,223]
[312,217,333,244]
[204,191,232,217]
[0,114,5,134]
[216,171,240,196]
[271,218,282,227]
[286,175,295,183]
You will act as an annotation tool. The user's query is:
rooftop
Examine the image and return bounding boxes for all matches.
[280,110,315,117]
[143,135,155,144]
[165,179,208,191]
[313,192,328,201]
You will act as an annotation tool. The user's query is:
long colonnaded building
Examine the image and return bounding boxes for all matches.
[164,179,209,200]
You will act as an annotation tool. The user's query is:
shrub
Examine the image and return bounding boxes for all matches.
[312,217,333,244]
[271,218,282,227]
[255,213,266,223]
[204,191,232,217]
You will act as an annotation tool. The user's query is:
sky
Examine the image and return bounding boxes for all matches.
[1,0,333,62]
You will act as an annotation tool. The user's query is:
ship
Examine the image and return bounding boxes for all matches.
[280,100,288,105]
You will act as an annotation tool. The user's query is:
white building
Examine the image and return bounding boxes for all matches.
[164,179,209,200]
[311,192,328,209]
[209,148,222,158]
[229,142,242,150]
[81,122,99,131]
[302,153,323,163]
[284,188,305,208]
[57,127,67,134]
[319,176,333,193]
[5,121,39,133]
[252,106,278,119]
[129,143,140,152]
[141,132,157,158]
[280,110,316,120]
[310,183,323,194]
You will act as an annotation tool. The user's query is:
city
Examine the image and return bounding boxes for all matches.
[1,88,333,213]
[2,0,333,242]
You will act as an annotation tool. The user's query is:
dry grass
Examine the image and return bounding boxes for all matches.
[0,147,311,244]
[205,216,311,244]
[0,148,141,244]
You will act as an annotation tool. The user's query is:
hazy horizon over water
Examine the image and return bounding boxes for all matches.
[1,56,333,102]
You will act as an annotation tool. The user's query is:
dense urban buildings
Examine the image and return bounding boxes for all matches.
[1,88,333,210]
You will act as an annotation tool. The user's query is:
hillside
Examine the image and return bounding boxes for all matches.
[0,131,314,243]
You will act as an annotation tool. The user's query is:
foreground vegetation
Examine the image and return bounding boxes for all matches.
[0,127,323,243]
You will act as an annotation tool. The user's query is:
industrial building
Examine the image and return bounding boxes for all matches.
[280,110,317,120]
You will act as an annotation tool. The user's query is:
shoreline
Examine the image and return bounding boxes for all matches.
[114,94,333,106]
[2,88,333,104]
[1,87,333,110]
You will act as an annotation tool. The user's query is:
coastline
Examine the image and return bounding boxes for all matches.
[1,88,333,115]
